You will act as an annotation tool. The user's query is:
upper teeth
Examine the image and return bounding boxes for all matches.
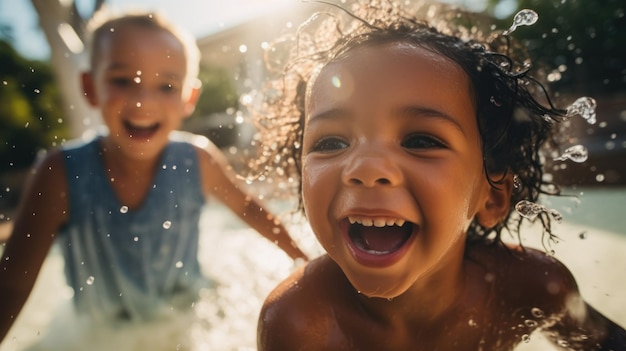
[348,217,405,227]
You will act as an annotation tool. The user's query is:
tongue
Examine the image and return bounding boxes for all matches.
[361,226,409,252]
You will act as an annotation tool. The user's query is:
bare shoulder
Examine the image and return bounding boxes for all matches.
[22,149,68,207]
[465,243,626,349]
[468,243,579,317]
[258,255,351,350]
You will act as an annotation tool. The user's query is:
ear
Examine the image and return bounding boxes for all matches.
[183,78,202,117]
[81,72,98,107]
[475,172,513,229]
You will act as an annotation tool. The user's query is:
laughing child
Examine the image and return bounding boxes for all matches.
[253,1,626,350]
[0,10,308,346]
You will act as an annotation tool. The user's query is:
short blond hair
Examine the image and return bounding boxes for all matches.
[86,10,200,88]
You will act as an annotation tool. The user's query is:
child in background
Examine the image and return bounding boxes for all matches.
[253,1,626,350]
[0,10,307,346]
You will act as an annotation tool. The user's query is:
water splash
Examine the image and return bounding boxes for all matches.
[553,144,588,163]
[502,9,538,35]
[566,97,597,124]
[515,200,563,223]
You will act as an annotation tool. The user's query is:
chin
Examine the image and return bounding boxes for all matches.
[342,265,412,300]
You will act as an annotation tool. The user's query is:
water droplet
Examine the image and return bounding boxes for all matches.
[548,209,563,223]
[272,227,281,234]
[531,307,545,318]
[490,96,502,107]
[554,144,588,163]
[503,9,538,35]
[133,236,139,242]
[566,97,597,124]
[86,276,95,285]
[524,319,538,327]
[163,221,172,229]
[515,200,544,220]
[557,339,569,347]
[468,319,478,327]
[136,102,142,108]
[133,76,141,84]
[513,174,521,190]
[120,206,129,213]
[175,261,184,268]
[515,200,562,223]
[595,173,605,182]
[522,334,531,343]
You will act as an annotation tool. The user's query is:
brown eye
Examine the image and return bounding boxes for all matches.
[109,77,132,87]
[311,136,349,153]
[401,134,445,150]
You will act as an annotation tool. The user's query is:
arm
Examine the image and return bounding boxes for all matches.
[0,151,68,342]
[258,264,320,351]
[195,143,308,261]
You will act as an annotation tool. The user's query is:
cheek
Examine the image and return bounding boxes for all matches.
[301,161,322,215]
[301,158,337,229]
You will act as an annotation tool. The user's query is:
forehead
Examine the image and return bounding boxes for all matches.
[94,23,187,72]
[306,42,474,119]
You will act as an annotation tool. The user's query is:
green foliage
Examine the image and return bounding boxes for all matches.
[493,0,626,95]
[0,40,67,172]
[190,63,238,118]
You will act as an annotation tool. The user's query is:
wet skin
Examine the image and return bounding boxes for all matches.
[258,42,626,350]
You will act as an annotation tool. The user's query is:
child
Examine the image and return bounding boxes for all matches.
[0,11,308,344]
[253,1,626,350]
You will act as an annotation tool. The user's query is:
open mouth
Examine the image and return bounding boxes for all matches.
[347,217,414,256]
[123,120,160,139]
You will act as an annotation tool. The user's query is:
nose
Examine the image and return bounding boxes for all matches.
[342,147,403,187]
[131,85,155,108]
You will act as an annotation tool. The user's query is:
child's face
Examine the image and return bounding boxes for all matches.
[82,24,198,160]
[301,42,499,298]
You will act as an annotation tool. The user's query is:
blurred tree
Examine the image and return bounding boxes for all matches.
[486,0,626,95]
[30,0,105,137]
[191,63,238,118]
[0,40,67,172]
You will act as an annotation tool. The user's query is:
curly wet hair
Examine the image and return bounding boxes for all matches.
[249,0,572,248]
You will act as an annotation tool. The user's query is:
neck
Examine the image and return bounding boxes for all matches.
[355,244,468,328]
[99,137,160,174]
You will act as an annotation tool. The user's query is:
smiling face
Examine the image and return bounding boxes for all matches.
[302,42,500,298]
[82,23,198,160]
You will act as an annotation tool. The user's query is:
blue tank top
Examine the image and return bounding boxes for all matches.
[57,132,209,323]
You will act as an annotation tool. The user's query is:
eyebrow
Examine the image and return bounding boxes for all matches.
[398,105,465,135]
[104,63,183,80]
[308,105,466,135]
